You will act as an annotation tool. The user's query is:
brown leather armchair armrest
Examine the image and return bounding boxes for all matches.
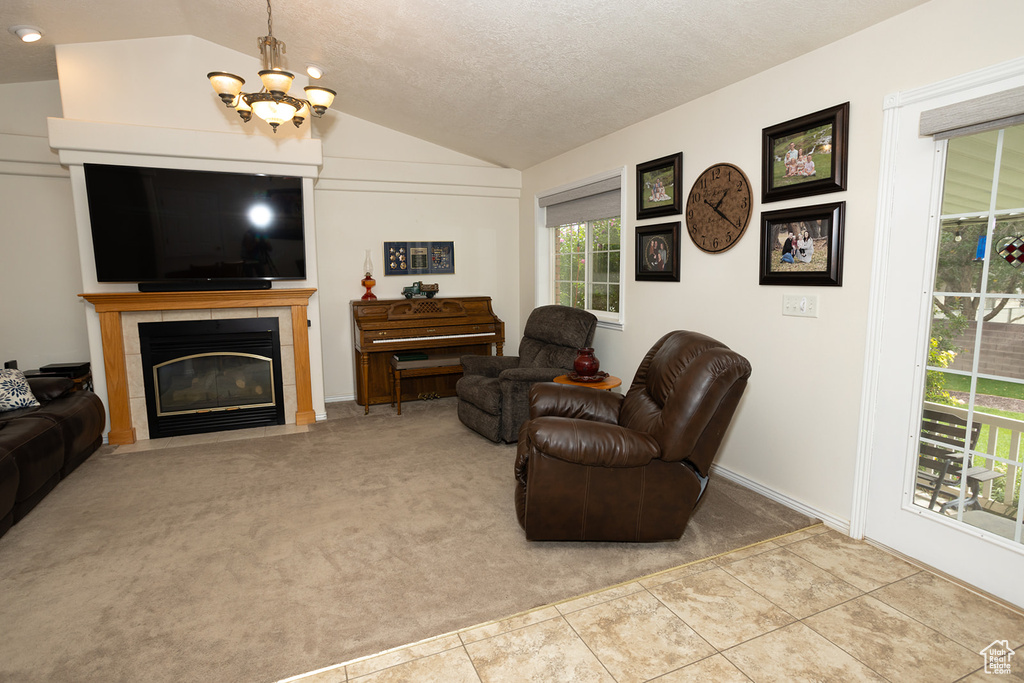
[524,416,660,468]
[529,382,623,424]
[461,354,519,378]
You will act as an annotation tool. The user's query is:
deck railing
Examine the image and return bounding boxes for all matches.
[923,401,1024,511]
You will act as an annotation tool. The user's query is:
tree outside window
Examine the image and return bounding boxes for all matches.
[553,217,620,313]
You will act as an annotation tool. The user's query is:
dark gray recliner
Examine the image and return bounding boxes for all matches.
[456,305,597,443]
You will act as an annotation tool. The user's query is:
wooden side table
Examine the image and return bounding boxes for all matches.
[552,374,622,391]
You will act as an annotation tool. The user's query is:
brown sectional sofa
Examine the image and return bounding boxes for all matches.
[0,377,105,539]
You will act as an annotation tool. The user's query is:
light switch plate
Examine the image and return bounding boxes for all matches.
[783,294,818,318]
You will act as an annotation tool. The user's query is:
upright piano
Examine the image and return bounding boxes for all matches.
[352,296,504,411]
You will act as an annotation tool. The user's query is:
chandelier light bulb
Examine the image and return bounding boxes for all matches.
[259,69,295,96]
[304,86,337,116]
[207,72,245,105]
[206,0,335,132]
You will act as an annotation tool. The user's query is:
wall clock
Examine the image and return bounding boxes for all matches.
[685,163,753,254]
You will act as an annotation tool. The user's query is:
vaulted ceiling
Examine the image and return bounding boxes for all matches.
[3,0,930,169]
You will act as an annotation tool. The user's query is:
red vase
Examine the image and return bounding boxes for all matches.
[574,348,599,377]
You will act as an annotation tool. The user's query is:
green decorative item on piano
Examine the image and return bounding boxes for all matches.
[401,282,439,299]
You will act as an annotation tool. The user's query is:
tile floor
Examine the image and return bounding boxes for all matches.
[279,524,1024,683]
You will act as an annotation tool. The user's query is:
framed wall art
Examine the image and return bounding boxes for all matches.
[759,202,845,286]
[636,153,682,220]
[761,102,849,203]
[635,222,680,282]
[383,241,455,275]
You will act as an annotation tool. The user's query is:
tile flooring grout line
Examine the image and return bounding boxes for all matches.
[559,613,620,683]
[715,544,867,620]
[459,642,485,683]
[795,596,954,683]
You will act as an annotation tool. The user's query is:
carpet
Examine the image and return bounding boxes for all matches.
[0,398,816,682]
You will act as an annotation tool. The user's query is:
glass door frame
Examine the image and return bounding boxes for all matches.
[855,59,1024,608]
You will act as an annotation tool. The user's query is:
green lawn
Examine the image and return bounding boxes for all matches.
[943,375,1024,402]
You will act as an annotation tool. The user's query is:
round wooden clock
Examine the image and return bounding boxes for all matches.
[685,163,753,254]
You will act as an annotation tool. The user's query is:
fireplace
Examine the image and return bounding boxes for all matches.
[139,318,285,438]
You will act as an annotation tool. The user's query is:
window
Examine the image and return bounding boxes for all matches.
[916,123,1024,542]
[537,171,624,325]
[552,218,620,313]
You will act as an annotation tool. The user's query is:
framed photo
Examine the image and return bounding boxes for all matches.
[761,102,849,203]
[759,202,844,286]
[384,241,455,275]
[636,222,680,282]
[636,153,682,220]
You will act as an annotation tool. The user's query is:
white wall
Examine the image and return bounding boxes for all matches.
[313,114,521,400]
[518,0,1024,527]
[0,80,89,372]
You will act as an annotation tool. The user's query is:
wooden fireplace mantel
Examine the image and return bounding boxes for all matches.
[80,289,317,445]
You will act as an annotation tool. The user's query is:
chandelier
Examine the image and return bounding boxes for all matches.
[207,0,336,133]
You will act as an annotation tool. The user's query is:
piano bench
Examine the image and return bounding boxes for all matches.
[389,354,464,415]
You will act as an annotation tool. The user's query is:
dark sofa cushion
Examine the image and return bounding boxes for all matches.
[32,391,106,478]
[27,376,75,403]
[1,417,65,522]
[0,444,18,538]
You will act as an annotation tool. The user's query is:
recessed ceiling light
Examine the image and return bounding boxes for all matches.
[306,64,324,79]
[9,25,43,43]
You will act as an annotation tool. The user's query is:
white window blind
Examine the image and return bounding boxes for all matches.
[539,176,621,227]
[920,86,1024,139]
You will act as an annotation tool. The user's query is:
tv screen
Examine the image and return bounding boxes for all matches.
[84,164,306,283]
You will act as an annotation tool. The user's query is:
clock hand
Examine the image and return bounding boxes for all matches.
[713,189,730,210]
[703,199,741,230]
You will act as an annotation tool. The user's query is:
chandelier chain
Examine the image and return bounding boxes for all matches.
[267,0,273,36]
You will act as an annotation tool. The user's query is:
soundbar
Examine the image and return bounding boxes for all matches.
[137,279,273,293]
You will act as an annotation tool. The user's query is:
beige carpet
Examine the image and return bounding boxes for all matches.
[0,398,815,683]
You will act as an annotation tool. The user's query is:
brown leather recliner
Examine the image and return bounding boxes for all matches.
[514,330,752,542]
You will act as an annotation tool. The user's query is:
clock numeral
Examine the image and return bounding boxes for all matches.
[712,237,720,250]
[726,232,732,243]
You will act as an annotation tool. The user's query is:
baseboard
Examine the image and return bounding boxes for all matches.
[711,463,851,535]
[325,394,355,403]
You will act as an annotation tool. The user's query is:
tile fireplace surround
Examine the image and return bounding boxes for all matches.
[80,289,317,445]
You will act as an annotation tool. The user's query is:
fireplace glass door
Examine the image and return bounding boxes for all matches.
[154,352,275,416]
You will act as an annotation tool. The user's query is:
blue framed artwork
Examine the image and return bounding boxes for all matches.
[384,241,455,275]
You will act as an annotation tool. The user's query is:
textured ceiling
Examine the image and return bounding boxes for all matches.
[2,0,930,169]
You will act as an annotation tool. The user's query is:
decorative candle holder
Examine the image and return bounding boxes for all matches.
[361,249,377,300]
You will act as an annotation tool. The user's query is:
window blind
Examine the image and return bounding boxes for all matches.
[920,86,1024,139]
[539,176,621,228]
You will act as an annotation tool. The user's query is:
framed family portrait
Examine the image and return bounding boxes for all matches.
[759,202,845,286]
[761,102,849,203]
[636,153,682,220]
[635,222,680,282]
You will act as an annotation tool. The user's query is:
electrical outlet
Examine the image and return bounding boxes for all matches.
[783,294,818,318]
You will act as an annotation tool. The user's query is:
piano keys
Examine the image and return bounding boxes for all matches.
[352,297,504,412]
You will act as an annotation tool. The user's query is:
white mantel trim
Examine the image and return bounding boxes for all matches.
[47,117,323,176]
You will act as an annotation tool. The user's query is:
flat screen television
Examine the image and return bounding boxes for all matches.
[84,163,306,286]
